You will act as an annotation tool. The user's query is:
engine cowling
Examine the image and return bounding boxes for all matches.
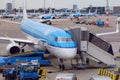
[51,16,55,19]
[6,43,22,54]
[41,17,45,19]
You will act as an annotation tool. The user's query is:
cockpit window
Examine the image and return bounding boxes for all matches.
[54,37,58,42]
[54,37,72,42]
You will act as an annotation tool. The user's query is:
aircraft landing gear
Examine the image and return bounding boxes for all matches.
[58,59,65,70]
[59,64,65,70]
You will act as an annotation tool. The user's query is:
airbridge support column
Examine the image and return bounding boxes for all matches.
[67,27,89,65]
[79,51,88,65]
[79,27,89,65]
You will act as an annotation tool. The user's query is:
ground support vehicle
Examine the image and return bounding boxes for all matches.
[2,64,18,80]
[96,20,104,26]
[18,62,39,80]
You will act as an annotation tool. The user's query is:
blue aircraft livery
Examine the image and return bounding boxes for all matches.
[20,19,76,48]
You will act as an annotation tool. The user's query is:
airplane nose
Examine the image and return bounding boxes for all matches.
[46,46,77,59]
[59,48,77,59]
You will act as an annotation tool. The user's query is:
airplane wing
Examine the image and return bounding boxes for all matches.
[0,37,33,44]
[0,19,47,44]
[0,19,20,24]
[0,19,34,44]
[96,21,119,36]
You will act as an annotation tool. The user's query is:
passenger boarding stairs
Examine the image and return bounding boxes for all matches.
[87,33,115,65]
[68,28,115,66]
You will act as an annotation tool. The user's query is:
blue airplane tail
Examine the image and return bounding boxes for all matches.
[23,0,28,19]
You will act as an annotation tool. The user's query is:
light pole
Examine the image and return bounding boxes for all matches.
[12,0,15,9]
[105,0,109,27]
[44,0,46,13]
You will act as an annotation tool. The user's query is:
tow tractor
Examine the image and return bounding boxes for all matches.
[18,62,39,80]
[2,64,18,80]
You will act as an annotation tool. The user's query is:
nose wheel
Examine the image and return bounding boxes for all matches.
[59,64,65,70]
[58,59,65,70]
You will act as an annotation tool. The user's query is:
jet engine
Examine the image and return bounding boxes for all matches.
[41,17,45,19]
[51,16,55,19]
[6,43,22,54]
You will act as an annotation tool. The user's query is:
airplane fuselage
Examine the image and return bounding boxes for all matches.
[20,19,77,59]
[39,14,55,19]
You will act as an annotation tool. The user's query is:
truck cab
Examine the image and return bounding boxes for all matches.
[18,63,39,80]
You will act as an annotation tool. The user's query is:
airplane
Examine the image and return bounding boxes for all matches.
[28,9,37,18]
[69,12,82,18]
[38,8,56,19]
[67,10,82,19]
[82,9,98,17]
[61,11,72,16]
[69,9,97,19]
[91,9,98,16]
[51,9,72,19]
[96,18,119,36]
[0,0,77,70]
[1,12,21,20]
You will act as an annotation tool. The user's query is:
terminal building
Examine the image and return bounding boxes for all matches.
[113,6,120,14]
[6,3,13,13]
[86,7,105,14]
[73,4,77,10]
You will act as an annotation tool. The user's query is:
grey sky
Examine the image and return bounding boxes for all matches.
[0,0,120,9]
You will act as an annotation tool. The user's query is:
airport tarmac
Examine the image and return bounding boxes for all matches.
[0,15,120,80]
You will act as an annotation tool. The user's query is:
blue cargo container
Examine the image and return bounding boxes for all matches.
[96,20,104,26]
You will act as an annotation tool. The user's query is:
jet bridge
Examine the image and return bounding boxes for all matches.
[67,27,115,67]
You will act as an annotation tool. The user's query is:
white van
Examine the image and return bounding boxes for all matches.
[55,73,77,80]
[90,76,111,80]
